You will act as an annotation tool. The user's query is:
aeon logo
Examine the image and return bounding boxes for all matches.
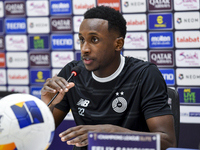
[176,0,197,5]
[178,52,198,61]
[126,35,144,44]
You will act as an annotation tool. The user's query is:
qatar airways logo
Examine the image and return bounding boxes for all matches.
[6,35,27,51]
[27,1,49,16]
[124,32,147,49]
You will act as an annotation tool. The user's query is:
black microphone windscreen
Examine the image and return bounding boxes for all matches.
[71,66,81,76]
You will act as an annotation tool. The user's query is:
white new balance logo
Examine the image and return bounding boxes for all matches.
[77,98,90,107]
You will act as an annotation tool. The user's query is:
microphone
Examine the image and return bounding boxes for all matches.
[47,66,81,106]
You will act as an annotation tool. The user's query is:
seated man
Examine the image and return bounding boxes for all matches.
[41,6,176,150]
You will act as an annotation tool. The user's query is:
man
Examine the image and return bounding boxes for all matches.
[41,6,176,150]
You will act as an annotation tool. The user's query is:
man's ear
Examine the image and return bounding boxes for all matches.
[115,37,124,51]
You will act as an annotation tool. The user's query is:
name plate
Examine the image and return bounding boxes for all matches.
[88,132,160,150]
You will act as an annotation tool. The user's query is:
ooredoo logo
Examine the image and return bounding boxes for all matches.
[121,0,146,13]
[175,31,200,48]
[5,1,26,16]
[0,53,5,67]
[26,1,49,16]
[7,69,29,85]
[6,35,27,51]
[98,0,120,11]
[51,17,72,33]
[124,32,147,49]
[123,14,146,31]
[51,51,74,67]
[73,0,96,15]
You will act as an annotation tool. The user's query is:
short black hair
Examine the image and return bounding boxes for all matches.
[84,6,127,38]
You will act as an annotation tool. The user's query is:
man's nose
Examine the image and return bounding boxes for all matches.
[81,42,91,53]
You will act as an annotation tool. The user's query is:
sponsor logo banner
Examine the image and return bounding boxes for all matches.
[175,31,200,48]
[30,86,42,99]
[5,18,26,33]
[149,32,173,48]
[178,87,200,104]
[0,19,3,34]
[75,51,81,61]
[159,69,175,85]
[5,35,27,51]
[73,0,96,15]
[51,34,73,50]
[148,13,173,30]
[26,0,49,16]
[180,105,200,124]
[29,35,49,50]
[73,16,84,33]
[124,32,147,49]
[176,69,200,85]
[174,0,199,11]
[148,0,172,11]
[50,0,72,15]
[0,86,6,91]
[0,53,5,67]
[5,1,26,16]
[98,0,120,11]
[174,12,200,29]
[30,69,50,84]
[123,50,148,61]
[51,17,72,33]
[121,0,146,13]
[74,33,80,50]
[0,36,4,50]
[27,17,50,34]
[123,14,147,31]
[0,69,6,84]
[7,69,29,85]
[149,50,174,67]
[0,2,4,18]
[29,52,51,67]
[8,86,29,94]
[6,52,28,68]
[51,51,74,67]
[176,50,200,67]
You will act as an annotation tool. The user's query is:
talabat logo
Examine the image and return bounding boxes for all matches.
[29,35,49,50]
[6,52,28,68]
[178,88,200,104]
[174,12,199,29]
[0,69,6,84]
[174,0,199,11]
[0,2,4,17]
[11,101,44,128]
[73,0,96,15]
[51,17,72,33]
[176,69,200,85]
[98,0,120,11]
[124,32,147,49]
[51,51,74,67]
[51,34,73,50]
[50,0,72,15]
[123,14,146,31]
[30,86,42,99]
[176,50,200,67]
[26,1,49,16]
[27,17,50,34]
[5,18,26,33]
[5,1,25,16]
[149,32,173,48]
[175,31,200,48]
[159,69,175,85]
[29,52,50,67]
[149,50,174,67]
[0,36,4,50]
[7,69,29,85]
[148,0,172,11]
[148,13,173,30]
[121,0,146,13]
[5,35,27,51]
[30,70,50,84]
[0,53,5,67]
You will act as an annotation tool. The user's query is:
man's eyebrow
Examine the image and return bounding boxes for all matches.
[78,32,99,36]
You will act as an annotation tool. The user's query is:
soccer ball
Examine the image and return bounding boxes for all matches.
[0,93,55,150]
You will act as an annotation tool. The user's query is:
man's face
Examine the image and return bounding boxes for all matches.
[79,18,119,76]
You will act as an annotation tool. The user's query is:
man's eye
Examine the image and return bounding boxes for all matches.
[79,38,84,43]
[92,37,99,43]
